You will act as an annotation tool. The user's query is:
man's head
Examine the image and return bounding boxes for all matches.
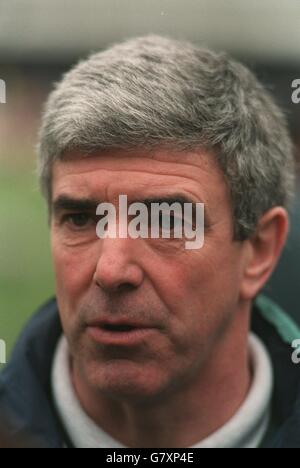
[37,36,295,404]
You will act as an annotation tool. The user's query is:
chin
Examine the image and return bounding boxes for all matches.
[86,359,171,404]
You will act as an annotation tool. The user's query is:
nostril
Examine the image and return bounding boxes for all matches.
[95,280,137,294]
[117,283,137,293]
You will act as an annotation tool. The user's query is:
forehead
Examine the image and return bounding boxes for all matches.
[51,148,230,208]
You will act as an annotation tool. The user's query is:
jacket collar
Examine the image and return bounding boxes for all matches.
[1,295,300,448]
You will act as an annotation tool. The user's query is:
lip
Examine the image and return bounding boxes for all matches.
[88,318,153,329]
[86,319,157,346]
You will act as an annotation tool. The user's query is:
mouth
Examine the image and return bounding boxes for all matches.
[101,323,139,333]
[86,320,156,346]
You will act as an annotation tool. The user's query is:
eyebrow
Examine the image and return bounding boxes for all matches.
[136,195,200,207]
[52,193,208,218]
[52,195,100,216]
[144,196,211,226]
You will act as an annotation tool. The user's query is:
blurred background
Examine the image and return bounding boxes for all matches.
[0,0,299,361]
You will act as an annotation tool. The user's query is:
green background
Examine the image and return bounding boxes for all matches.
[0,158,54,364]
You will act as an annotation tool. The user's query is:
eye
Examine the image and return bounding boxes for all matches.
[63,213,95,229]
[158,212,184,234]
[161,213,178,229]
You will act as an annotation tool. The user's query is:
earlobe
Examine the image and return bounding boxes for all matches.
[239,207,289,301]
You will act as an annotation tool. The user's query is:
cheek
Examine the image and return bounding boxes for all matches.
[51,236,96,306]
[191,253,243,345]
[153,245,242,342]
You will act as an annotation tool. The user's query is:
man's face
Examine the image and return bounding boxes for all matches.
[51,148,248,403]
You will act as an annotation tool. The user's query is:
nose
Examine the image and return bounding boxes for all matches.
[93,238,144,293]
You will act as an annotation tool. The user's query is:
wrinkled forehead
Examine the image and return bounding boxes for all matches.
[51,148,231,212]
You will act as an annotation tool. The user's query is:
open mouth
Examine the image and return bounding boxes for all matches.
[87,321,155,345]
[87,319,155,346]
[101,324,137,333]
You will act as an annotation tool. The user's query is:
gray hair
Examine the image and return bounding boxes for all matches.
[37,35,296,240]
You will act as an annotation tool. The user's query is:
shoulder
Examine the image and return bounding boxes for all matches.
[0,298,64,448]
[252,295,300,448]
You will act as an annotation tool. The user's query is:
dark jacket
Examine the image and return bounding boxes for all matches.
[1,295,300,448]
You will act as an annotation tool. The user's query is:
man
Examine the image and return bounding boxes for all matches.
[1,35,300,448]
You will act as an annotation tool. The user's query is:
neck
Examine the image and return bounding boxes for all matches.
[72,302,252,448]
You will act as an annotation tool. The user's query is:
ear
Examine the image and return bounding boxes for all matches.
[239,207,289,301]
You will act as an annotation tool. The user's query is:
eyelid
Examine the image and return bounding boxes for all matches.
[60,212,96,227]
